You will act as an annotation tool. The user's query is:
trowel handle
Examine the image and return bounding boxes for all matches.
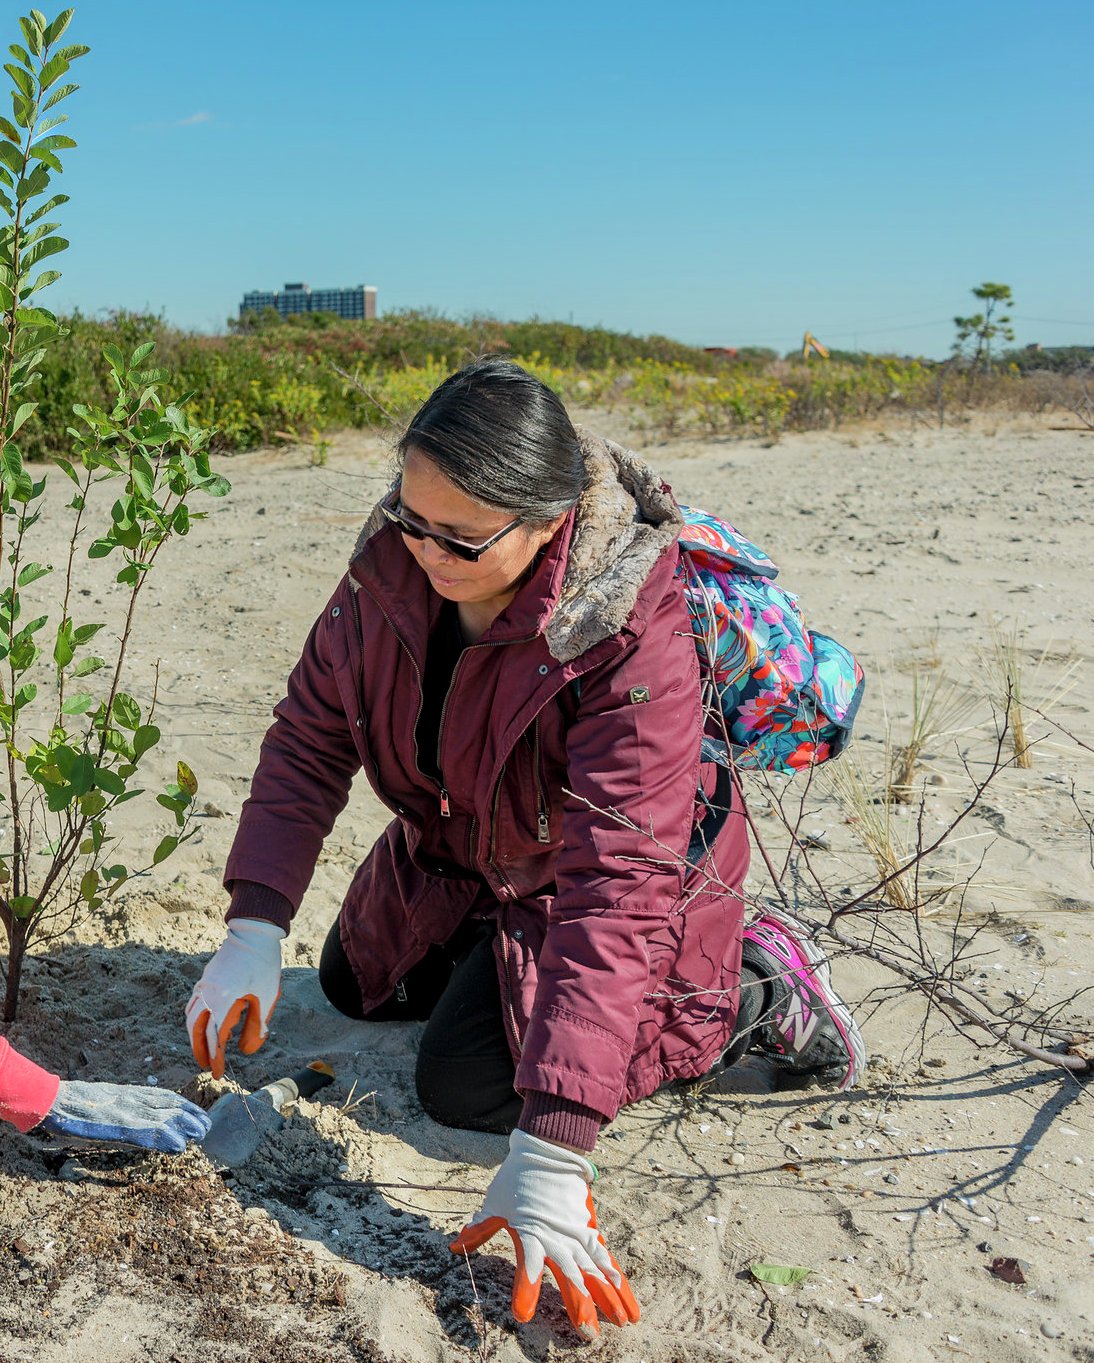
[293,1060,336,1100]
[257,1061,336,1111]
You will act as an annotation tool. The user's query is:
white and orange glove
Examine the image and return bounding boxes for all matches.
[450,1129,640,1339]
[186,919,285,1078]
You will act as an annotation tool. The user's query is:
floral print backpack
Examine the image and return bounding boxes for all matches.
[678,506,864,773]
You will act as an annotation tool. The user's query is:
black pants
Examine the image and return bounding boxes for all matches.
[318,917,764,1135]
[318,917,523,1134]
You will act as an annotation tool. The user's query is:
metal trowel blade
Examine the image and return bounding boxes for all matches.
[200,1091,285,1169]
[199,1062,336,1169]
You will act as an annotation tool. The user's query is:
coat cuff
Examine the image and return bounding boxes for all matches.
[225,880,295,934]
[518,1091,605,1153]
[0,1038,61,1134]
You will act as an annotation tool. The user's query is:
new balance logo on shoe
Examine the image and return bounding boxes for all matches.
[775,993,820,1051]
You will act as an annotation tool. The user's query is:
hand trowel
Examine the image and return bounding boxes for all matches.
[200,1061,335,1168]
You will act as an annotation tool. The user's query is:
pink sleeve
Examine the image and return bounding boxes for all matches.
[0,1037,61,1133]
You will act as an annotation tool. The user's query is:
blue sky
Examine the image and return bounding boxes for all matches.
[30,0,1094,356]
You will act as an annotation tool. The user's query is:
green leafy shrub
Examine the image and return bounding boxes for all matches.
[0,10,231,1024]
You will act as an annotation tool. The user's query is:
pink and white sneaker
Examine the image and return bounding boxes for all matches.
[741,908,866,1090]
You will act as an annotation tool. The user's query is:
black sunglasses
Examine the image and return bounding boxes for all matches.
[379,490,523,563]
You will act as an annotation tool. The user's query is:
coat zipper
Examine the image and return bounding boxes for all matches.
[532,718,550,843]
[434,650,469,818]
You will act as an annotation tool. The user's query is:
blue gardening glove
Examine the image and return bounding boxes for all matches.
[37,1080,211,1153]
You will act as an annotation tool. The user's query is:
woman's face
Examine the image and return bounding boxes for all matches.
[396,449,563,610]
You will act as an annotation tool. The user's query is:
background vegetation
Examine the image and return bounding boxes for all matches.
[20,308,1093,460]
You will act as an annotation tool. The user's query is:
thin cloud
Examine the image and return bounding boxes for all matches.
[134,111,214,131]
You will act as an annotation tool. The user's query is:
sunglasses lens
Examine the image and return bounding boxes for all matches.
[445,539,478,562]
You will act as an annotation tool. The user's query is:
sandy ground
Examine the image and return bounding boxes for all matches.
[1,410,1092,1363]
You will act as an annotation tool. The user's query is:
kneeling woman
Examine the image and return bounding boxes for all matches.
[187,359,863,1339]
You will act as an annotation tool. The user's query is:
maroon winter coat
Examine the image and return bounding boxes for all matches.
[225,433,749,1121]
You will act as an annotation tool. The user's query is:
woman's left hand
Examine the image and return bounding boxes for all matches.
[450,1129,640,1339]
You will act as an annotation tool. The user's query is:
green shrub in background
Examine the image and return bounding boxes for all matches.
[18,308,1044,461]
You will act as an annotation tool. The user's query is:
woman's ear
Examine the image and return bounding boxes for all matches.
[534,512,568,550]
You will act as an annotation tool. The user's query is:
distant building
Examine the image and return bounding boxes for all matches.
[240,282,377,321]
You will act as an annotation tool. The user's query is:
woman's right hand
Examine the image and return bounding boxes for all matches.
[186,919,285,1078]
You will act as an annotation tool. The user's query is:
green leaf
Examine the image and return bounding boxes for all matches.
[201,473,231,498]
[33,113,66,135]
[55,455,81,486]
[14,681,36,708]
[78,790,106,817]
[15,160,52,201]
[26,146,59,172]
[4,63,34,100]
[38,52,70,91]
[111,692,140,729]
[152,834,178,865]
[66,751,95,796]
[102,343,126,374]
[132,723,160,758]
[93,766,126,796]
[11,92,35,132]
[9,400,36,436]
[10,895,38,919]
[87,536,115,558]
[17,560,50,586]
[130,340,155,367]
[60,693,94,715]
[70,655,104,677]
[79,868,99,901]
[749,1264,812,1286]
[1,440,24,490]
[0,135,20,172]
[72,622,103,645]
[18,18,43,58]
[53,623,74,668]
[43,11,75,46]
[24,268,62,298]
[0,115,20,143]
[130,450,155,499]
[41,81,78,112]
[31,132,75,153]
[21,235,67,269]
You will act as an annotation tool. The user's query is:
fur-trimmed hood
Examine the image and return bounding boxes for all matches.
[350,429,683,663]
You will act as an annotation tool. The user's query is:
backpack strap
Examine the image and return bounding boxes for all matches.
[686,738,734,868]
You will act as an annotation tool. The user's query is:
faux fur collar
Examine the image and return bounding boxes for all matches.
[545,431,682,661]
[350,429,682,663]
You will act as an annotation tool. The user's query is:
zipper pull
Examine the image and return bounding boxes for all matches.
[440,788,451,818]
[537,811,550,843]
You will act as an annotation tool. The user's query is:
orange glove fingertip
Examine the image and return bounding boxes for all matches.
[188,1008,213,1070]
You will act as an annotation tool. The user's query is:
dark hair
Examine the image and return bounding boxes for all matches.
[397,357,588,524]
